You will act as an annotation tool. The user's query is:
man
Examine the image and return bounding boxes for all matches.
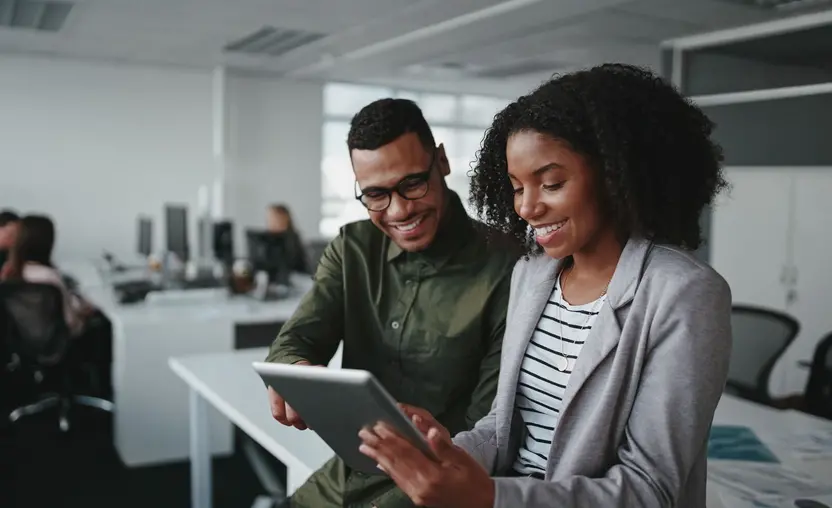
[266,98,517,508]
[0,210,20,272]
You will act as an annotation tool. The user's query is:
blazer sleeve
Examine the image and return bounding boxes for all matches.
[453,403,499,473]
[490,270,733,507]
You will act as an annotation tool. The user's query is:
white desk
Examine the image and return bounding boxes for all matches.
[171,347,832,508]
[708,396,832,507]
[170,347,341,508]
[65,259,311,467]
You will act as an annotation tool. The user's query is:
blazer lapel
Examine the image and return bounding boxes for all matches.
[497,258,560,437]
[548,238,653,472]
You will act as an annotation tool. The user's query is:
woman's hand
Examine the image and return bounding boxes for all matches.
[358,422,495,508]
[398,403,450,441]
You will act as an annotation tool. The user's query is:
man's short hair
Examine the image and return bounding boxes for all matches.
[0,209,20,227]
[347,98,435,154]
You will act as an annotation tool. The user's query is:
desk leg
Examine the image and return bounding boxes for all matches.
[189,389,212,508]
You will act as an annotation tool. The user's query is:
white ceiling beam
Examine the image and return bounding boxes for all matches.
[287,0,543,77]
[661,6,832,50]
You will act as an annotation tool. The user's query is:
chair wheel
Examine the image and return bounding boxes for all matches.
[59,415,69,432]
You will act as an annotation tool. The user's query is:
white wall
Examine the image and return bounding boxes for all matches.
[0,56,215,262]
[225,74,323,256]
[0,56,323,263]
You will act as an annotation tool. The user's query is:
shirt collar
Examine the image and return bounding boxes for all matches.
[386,191,474,266]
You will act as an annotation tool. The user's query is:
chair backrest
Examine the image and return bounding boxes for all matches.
[804,331,832,419]
[0,282,71,366]
[727,305,800,404]
[305,239,330,274]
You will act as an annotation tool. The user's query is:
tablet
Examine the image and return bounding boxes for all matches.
[252,361,436,475]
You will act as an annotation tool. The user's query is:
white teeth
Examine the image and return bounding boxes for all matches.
[396,217,423,232]
[535,221,566,236]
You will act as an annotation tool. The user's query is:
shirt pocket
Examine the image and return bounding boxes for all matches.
[402,324,483,393]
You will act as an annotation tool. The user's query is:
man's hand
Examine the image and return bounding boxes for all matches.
[267,360,313,430]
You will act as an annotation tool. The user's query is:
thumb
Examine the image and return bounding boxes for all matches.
[427,427,454,457]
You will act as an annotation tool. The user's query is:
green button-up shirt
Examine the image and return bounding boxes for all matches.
[266,192,516,508]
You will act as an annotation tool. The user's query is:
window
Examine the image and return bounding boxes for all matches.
[320,83,509,238]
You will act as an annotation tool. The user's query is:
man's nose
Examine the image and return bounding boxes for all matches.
[386,193,413,221]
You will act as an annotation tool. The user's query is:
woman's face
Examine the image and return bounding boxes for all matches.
[267,209,290,233]
[507,130,609,259]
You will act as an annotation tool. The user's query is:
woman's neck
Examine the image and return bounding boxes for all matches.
[561,228,623,305]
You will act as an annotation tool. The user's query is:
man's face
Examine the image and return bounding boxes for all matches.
[0,222,19,250]
[352,132,450,252]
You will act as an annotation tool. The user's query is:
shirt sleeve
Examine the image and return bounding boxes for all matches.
[464,268,512,427]
[265,233,345,366]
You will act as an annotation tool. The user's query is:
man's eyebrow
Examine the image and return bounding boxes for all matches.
[359,170,430,194]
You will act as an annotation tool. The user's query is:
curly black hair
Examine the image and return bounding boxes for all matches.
[347,98,435,153]
[470,63,726,254]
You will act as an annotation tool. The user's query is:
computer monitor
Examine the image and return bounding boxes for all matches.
[246,230,290,286]
[213,221,234,264]
[165,205,189,262]
[138,217,152,257]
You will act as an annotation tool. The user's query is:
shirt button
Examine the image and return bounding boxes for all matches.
[391,321,400,329]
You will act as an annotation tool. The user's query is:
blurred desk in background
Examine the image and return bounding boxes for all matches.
[63,258,311,467]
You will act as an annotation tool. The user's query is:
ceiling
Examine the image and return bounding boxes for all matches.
[0,0,828,96]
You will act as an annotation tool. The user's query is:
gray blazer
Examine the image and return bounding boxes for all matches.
[454,237,732,507]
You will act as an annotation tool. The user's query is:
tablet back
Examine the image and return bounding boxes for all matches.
[252,362,434,475]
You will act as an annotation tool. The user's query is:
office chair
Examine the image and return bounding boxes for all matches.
[0,282,113,432]
[803,331,832,420]
[305,239,330,274]
[241,435,288,508]
[726,305,799,406]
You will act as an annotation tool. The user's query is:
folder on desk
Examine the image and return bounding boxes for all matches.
[708,425,780,463]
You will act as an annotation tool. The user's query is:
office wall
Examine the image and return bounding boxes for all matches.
[0,56,324,262]
[225,75,324,256]
[0,56,215,262]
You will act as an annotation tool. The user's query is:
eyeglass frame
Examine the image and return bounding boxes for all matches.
[353,148,438,212]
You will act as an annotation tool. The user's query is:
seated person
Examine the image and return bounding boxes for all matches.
[265,98,517,508]
[0,209,20,272]
[359,64,733,507]
[1,215,93,335]
[2,214,113,398]
[266,203,309,274]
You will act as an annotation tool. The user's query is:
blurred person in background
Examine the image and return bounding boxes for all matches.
[2,214,113,399]
[267,203,310,274]
[0,209,20,271]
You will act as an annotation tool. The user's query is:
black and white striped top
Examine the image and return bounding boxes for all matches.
[511,275,606,476]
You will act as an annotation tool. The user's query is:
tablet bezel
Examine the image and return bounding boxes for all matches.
[252,361,437,474]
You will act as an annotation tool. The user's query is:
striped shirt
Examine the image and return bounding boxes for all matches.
[511,274,606,476]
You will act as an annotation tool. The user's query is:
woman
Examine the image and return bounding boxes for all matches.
[1,215,93,335]
[2,215,113,398]
[266,203,310,274]
[358,64,731,507]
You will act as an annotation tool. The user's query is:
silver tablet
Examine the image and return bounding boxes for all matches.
[252,361,436,475]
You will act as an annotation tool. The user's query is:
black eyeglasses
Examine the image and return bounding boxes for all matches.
[354,149,436,212]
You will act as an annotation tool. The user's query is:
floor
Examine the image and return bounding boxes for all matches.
[0,404,280,508]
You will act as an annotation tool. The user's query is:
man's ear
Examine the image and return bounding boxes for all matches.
[436,143,451,177]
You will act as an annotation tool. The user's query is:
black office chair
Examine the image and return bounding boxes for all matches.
[725,305,800,405]
[0,282,113,432]
[726,305,800,406]
[803,331,832,420]
[305,239,330,274]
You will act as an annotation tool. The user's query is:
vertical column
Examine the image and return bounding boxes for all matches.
[212,65,228,220]
[189,388,212,508]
